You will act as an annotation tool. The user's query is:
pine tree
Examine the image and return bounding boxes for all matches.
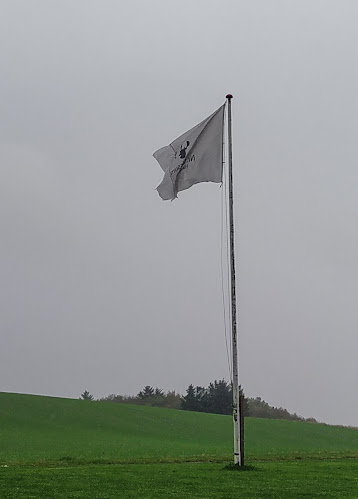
[137,386,155,400]
[181,384,199,411]
[80,390,94,401]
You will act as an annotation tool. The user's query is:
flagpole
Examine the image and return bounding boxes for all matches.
[226,94,242,466]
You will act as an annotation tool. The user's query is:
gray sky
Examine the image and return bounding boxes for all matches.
[1,0,358,426]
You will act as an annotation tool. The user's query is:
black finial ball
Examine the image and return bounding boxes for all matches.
[226,94,233,99]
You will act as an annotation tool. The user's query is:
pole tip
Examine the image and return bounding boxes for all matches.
[226,94,233,99]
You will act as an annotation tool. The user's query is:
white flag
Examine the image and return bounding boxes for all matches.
[153,104,225,200]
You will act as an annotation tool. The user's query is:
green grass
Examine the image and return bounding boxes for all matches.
[1,392,358,465]
[1,461,358,498]
[1,392,358,498]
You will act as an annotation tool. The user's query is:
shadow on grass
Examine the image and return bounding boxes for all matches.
[223,463,259,472]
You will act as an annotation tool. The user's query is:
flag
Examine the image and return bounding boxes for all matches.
[153,104,225,200]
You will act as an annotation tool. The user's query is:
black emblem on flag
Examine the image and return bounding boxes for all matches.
[179,140,190,159]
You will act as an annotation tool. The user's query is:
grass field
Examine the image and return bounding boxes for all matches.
[1,392,358,497]
[2,461,358,498]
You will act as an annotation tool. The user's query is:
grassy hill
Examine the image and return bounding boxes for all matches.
[1,392,358,465]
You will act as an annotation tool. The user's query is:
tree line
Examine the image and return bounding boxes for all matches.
[80,380,316,423]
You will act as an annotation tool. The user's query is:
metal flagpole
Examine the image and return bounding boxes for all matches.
[226,94,242,466]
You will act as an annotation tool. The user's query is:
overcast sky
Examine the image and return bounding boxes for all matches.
[1,0,358,426]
